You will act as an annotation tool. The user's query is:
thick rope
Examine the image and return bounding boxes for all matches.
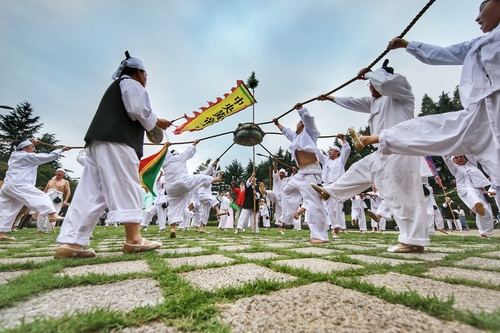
[255,0,436,126]
[259,144,296,169]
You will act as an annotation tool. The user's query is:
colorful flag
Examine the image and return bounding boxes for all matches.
[139,144,168,195]
[425,156,444,188]
[173,80,256,134]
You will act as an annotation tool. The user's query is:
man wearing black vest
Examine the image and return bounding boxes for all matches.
[234,173,260,233]
[55,53,171,258]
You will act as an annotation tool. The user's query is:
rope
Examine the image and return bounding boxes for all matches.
[255,0,436,126]
[258,144,296,169]
[218,142,235,159]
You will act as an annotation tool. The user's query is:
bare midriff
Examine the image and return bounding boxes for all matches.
[295,151,319,169]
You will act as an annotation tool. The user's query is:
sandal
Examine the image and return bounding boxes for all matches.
[348,127,365,151]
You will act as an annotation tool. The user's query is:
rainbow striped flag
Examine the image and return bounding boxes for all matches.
[139,145,168,195]
[425,156,444,188]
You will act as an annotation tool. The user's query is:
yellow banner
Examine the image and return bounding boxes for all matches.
[174,80,256,134]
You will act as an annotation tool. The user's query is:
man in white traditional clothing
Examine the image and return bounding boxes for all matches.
[274,103,329,244]
[313,62,429,253]
[141,172,168,232]
[366,185,386,233]
[162,140,222,238]
[0,139,69,241]
[354,1,500,197]
[218,192,232,231]
[194,159,223,233]
[55,53,171,258]
[444,154,493,238]
[259,158,287,234]
[317,135,351,238]
[37,168,71,230]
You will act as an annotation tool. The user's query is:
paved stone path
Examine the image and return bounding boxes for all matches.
[0,228,499,332]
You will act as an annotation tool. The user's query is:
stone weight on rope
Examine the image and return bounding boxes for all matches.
[233,123,265,146]
[146,126,164,144]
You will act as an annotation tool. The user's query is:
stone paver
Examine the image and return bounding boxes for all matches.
[180,263,296,291]
[424,266,500,285]
[57,260,151,277]
[218,245,252,251]
[274,258,363,274]
[482,251,500,258]
[113,321,181,333]
[361,272,500,313]
[386,252,448,261]
[455,257,500,269]
[348,254,422,266]
[289,247,341,255]
[232,252,283,260]
[0,270,29,284]
[157,247,205,255]
[165,254,235,268]
[333,244,375,251]
[0,278,164,328]
[219,282,481,333]
[426,247,464,253]
[263,242,295,248]
[0,257,53,265]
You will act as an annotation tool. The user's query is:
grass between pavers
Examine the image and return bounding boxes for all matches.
[0,225,498,332]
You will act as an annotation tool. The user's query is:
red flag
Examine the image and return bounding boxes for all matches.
[425,156,444,188]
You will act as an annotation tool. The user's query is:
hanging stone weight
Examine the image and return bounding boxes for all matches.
[233,123,265,146]
[146,126,164,144]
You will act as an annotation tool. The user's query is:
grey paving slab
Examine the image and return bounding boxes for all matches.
[57,260,151,277]
[348,254,422,266]
[0,243,32,248]
[218,245,252,251]
[219,282,481,333]
[157,247,205,255]
[289,247,341,255]
[232,252,284,260]
[482,251,500,258]
[165,254,235,268]
[424,266,500,285]
[96,252,124,258]
[273,258,363,274]
[113,321,181,333]
[263,242,295,249]
[361,272,500,313]
[0,256,53,265]
[386,252,448,261]
[0,270,29,284]
[333,244,375,251]
[0,278,164,328]
[455,257,500,269]
[180,263,296,291]
[426,247,464,253]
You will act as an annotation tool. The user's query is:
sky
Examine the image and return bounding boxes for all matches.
[0,0,484,179]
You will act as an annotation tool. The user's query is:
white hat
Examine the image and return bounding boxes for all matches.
[278,168,287,176]
[56,168,65,173]
[17,140,32,150]
[331,146,341,152]
[111,55,146,80]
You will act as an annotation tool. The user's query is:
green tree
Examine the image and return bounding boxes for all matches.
[223,159,245,187]
[35,133,63,169]
[0,101,43,161]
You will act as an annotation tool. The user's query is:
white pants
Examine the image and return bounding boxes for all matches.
[264,190,282,224]
[433,210,445,232]
[141,204,167,230]
[179,209,194,229]
[352,208,367,231]
[325,194,346,230]
[457,187,493,236]
[380,92,500,183]
[0,182,55,233]
[282,166,328,241]
[166,175,212,225]
[237,208,259,232]
[325,151,429,246]
[57,141,142,247]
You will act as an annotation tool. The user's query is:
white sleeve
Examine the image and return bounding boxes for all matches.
[120,78,158,131]
[405,39,477,66]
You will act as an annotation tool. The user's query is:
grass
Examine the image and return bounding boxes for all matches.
[0,224,499,332]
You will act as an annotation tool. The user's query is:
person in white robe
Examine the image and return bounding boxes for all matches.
[317,135,351,238]
[444,154,493,238]
[274,104,329,244]
[0,139,69,241]
[315,64,429,253]
[356,1,500,194]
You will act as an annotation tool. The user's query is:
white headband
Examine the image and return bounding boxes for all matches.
[331,146,341,152]
[111,57,146,80]
[278,168,287,176]
[17,140,32,150]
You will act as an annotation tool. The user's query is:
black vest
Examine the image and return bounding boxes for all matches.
[85,78,145,159]
[242,183,258,209]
